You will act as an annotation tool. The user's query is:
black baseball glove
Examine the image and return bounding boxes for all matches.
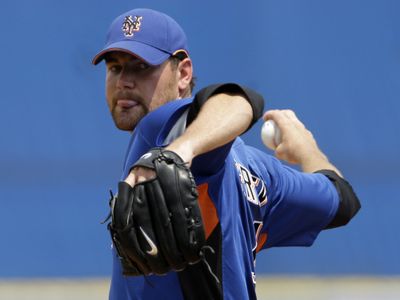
[107,148,206,276]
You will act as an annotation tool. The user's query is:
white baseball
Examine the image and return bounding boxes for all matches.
[261,120,282,150]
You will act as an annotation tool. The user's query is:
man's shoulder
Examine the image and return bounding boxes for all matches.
[231,139,277,166]
[131,97,194,150]
[137,98,193,132]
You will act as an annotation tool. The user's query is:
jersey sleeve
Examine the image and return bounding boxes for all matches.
[187,83,265,131]
[189,84,264,177]
[248,149,339,249]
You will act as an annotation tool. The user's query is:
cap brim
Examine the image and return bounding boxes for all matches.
[92,40,171,65]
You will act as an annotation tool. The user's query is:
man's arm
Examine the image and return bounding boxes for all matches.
[264,109,360,228]
[126,88,260,185]
[166,93,252,165]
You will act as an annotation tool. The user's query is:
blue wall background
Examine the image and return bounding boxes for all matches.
[1,0,399,277]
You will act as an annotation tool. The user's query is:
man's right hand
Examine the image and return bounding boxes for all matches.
[263,109,342,176]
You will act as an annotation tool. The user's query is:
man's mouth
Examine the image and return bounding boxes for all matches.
[116,99,139,109]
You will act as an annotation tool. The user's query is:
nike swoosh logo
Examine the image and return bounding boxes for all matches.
[139,226,158,256]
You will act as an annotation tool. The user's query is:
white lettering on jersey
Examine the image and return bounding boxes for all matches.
[236,163,258,205]
[250,175,268,207]
[235,162,268,206]
[252,272,257,285]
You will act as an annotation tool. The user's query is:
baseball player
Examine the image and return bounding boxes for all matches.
[93,8,360,300]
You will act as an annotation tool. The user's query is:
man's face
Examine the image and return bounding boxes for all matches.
[105,52,180,131]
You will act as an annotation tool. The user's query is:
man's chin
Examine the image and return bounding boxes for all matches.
[112,111,144,131]
[113,118,136,131]
[116,124,134,131]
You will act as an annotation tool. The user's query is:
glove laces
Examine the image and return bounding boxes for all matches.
[101,190,115,224]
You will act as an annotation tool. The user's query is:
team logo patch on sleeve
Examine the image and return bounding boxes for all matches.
[235,162,268,206]
[251,174,267,206]
[122,15,143,37]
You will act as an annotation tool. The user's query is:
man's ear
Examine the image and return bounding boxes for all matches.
[177,58,193,97]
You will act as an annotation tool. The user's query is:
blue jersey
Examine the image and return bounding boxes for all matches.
[109,98,339,300]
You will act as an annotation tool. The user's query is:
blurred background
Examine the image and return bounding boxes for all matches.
[1,0,399,299]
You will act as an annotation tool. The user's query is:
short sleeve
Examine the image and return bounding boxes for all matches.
[187,83,264,131]
[243,148,339,249]
[262,159,339,248]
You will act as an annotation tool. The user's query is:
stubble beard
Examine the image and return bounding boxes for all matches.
[111,103,148,131]
[112,71,180,132]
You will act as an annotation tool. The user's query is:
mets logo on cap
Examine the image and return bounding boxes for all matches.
[122,15,142,37]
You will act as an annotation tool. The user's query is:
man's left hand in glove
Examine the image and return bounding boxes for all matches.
[107,148,206,276]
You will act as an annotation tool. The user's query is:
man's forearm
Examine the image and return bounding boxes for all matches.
[166,93,253,165]
[299,149,343,177]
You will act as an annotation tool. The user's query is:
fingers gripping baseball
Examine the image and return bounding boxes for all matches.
[263,109,320,164]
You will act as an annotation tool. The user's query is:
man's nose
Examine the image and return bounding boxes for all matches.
[117,68,136,89]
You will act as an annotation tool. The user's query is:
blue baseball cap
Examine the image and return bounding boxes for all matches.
[92,8,189,66]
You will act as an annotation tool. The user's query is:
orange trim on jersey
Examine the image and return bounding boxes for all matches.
[256,233,268,253]
[197,183,219,239]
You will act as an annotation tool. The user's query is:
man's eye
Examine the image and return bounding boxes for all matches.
[136,63,150,71]
[108,65,121,73]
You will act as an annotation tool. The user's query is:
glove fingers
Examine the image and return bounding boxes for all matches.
[145,180,186,271]
[111,182,157,275]
[132,184,170,275]
[113,182,134,229]
[109,221,152,275]
[110,182,151,274]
